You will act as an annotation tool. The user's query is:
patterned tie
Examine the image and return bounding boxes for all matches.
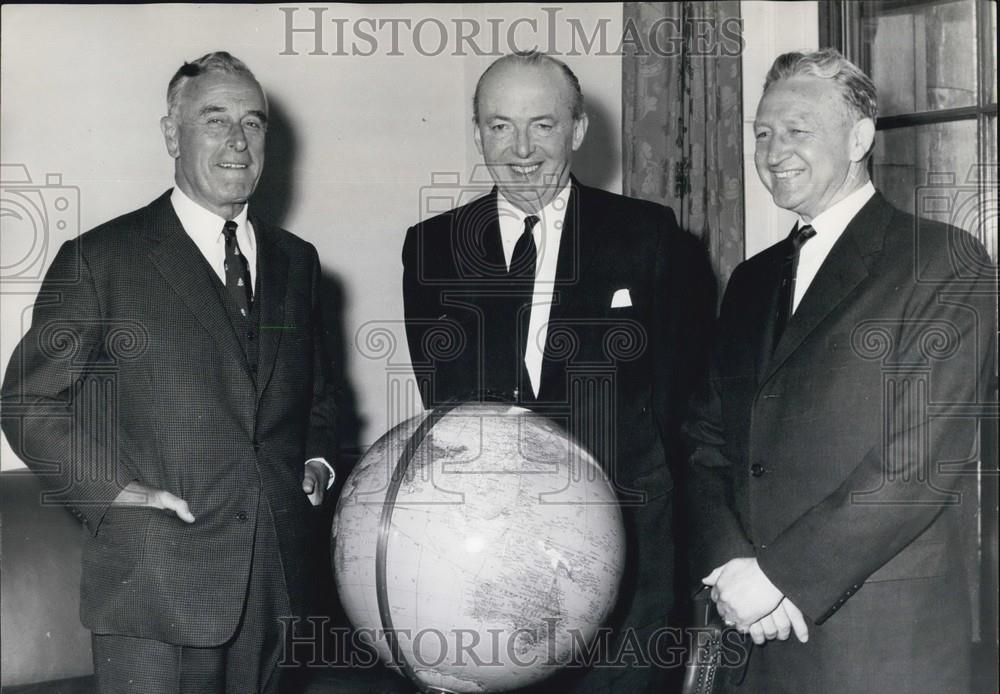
[773,223,816,351]
[222,220,253,318]
[509,215,538,399]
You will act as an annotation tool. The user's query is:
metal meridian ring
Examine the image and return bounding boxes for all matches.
[374,404,459,692]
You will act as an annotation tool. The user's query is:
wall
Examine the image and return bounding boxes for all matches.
[740,1,819,258]
[0,4,623,469]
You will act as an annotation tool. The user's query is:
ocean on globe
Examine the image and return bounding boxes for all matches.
[332,403,625,693]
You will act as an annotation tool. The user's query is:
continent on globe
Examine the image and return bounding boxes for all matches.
[332,403,625,693]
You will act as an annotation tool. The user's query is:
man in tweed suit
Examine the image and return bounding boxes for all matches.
[1,52,337,693]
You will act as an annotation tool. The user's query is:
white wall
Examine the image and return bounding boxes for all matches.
[0,4,623,469]
[740,1,819,257]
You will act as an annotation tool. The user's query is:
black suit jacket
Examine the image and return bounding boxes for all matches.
[402,178,715,498]
[684,192,996,691]
[1,191,337,646]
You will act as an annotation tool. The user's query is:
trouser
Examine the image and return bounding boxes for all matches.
[92,500,291,694]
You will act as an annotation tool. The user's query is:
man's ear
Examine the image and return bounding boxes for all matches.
[160,116,180,159]
[572,113,589,152]
[473,122,484,156]
[850,117,875,163]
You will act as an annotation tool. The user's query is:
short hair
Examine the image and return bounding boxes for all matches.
[763,48,878,123]
[472,50,585,124]
[166,51,262,117]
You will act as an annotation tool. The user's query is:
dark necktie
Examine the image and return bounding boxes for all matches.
[509,215,538,399]
[773,223,816,351]
[509,215,539,280]
[222,220,253,318]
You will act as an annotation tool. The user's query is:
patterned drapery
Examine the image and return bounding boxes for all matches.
[623,1,745,290]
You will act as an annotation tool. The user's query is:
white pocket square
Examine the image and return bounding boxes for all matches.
[611,288,632,308]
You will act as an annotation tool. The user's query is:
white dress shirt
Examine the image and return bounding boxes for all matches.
[169,187,334,488]
[170,187,257,290]
[496,183,571,397]
[793,181,876,312]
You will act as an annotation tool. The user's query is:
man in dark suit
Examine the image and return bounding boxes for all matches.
[686,49,996,692]
[1,52,337,693]
[402,51,715,692]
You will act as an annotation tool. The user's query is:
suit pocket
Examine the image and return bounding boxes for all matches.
[88,506,155,574]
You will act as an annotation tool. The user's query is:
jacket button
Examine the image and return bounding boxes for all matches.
[247,330,256,341]
[236,512,248,522]
[253,441,263,452]
[750,463,765,477]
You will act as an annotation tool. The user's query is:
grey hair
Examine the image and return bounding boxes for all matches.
[764,48,878,123]
[472,50,585,124]
[166,51,261,117]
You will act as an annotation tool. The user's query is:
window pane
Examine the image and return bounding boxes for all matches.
[991,0,997,104]
[872,120,983,241]
[986,114,997,261]
[862,0,978,116]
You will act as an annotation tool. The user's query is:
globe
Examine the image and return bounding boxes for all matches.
[332,403,625,693]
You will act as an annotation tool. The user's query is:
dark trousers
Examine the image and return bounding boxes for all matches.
[92,500,290,694]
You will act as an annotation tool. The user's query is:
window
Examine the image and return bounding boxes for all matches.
[822,0,997,259]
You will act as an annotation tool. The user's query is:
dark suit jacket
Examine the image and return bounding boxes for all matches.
[402,177,714,501]
[1,191,337,647]
[401,180,715,675]
[685,192,996,692]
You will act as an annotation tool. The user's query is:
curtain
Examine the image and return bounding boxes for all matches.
[622,1,745,291]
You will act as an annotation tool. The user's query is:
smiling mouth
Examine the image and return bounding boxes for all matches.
[509,163,541,176]
[218,162,249,170]
[772,169,803,180]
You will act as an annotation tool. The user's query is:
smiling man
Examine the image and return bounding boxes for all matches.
[1,52,337,693]
[402,51,715,692]
[685,49,996,692]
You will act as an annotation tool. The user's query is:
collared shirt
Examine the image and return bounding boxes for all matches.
[170,187,257,291]
[168,186,334,488]
[794,181,876,312]
[496,182,571,397]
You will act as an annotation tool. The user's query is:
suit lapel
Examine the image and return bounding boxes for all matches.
[750,248,788,380]
[539,180,601,400]
[144,193,253,383]
[253,218,289,397]
[444,189,506,284]
[763,193,891,381]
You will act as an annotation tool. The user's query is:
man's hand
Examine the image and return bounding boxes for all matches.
[703,557,783,629]
[302,460,331,506]
[746,597,809,645]
[112,481,195,523]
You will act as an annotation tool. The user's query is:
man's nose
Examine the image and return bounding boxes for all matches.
[764,134,790,166]
[514,129,534,158]
[227,123,248,152]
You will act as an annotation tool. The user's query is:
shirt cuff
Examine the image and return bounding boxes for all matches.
[305,458,336,489]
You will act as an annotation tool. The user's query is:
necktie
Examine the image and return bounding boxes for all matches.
[773,223,816,351]
[510,215,538,399]
[509,215,539,280]
[222,220,253,318]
